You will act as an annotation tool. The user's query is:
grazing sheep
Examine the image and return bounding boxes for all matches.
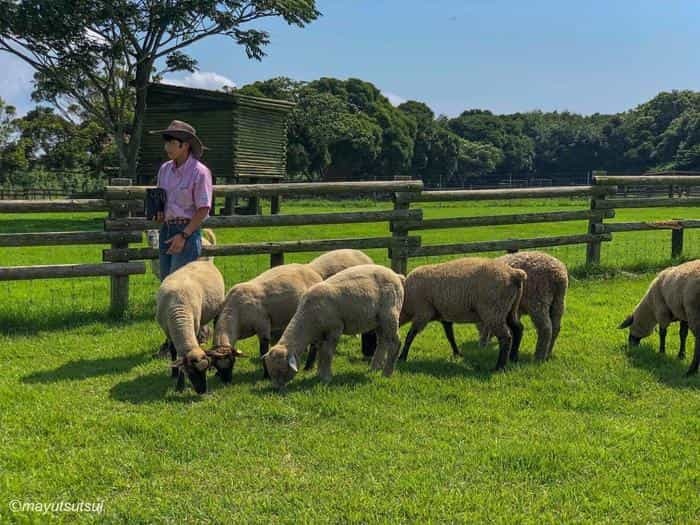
[399,257,526,371]
[156,260,238,394]
[307,249,374,279]
[147,227,217,280]
[210,264,323,380]
[619,259,700,376]
[478,251,568,361]
[263,264,405,389]
[305,249,377,366]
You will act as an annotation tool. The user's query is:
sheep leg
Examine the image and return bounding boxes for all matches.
[679,321,688,360]
[530,309,552,362]
[170,345,179,379]
[376,319,401,377]
[441,321,462,357]
[507,312,524,363]
[304,344,318,371]
[687,329,700,376]
[491,323,513,371]
[548,296,565,358]
[398,316,430,362]
[259,337,271,379]
[361,331,377,358]
[318,337,338,383]
[659,325,667,354]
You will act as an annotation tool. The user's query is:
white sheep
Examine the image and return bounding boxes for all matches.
[263,264,405,389]
[477,251,568,361]
[619,259,700,376]
[156,259,240,394]
[210,263,323,380]
[399,257,526,371]
[305,249,377,367]
[307,249,374,279]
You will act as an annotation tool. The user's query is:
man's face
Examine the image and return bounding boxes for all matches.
[164,138,189,160]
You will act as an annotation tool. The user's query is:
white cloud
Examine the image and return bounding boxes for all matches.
[162,71,237,92]
[383,91,406,107]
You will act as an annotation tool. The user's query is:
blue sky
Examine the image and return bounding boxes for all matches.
[1,0,699,117]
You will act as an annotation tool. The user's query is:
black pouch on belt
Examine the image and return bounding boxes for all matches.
[145,188,167,220]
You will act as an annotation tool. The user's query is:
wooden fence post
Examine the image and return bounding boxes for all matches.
[270,193,284,267]
[108,179,132,317]
[672,220,684,259]
[587,170,607,265]
[390,192,411,275]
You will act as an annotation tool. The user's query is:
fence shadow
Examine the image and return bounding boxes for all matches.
[0,309,153,336]
[624,342,699,389]
[22,353,151,384]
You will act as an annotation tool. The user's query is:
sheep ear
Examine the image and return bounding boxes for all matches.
[261,351,270,360]
[619,315,634,329]
[288,353,298,373]
[170,358,184,369]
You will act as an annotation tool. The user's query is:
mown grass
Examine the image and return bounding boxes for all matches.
[0,198,699,523]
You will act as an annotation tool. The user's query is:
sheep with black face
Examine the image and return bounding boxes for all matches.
[156,260,238,394]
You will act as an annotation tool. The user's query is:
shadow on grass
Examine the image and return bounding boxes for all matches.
[625,342,699,389]
[22,353,151,384]
[395,339,529,380]
[109,371,209,404]
[0,309,153,336]
[252,370,372,396]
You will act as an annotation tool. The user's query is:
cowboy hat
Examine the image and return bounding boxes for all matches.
[149,120,207,159]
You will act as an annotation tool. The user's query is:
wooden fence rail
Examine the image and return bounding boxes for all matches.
[2,173,700,317]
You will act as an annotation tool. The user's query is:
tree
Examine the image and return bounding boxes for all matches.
[0,0,319,178]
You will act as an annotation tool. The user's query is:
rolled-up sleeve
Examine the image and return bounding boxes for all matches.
[193,166,213,213]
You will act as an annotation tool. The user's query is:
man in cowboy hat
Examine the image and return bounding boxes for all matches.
[150,120,213,280]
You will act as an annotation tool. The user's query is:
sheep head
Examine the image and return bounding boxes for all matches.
[171,348,212,394]
[262,344,299,390]
[206,345,246,384]
[618,314,646,346]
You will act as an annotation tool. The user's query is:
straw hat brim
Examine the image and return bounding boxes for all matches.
[149,128,206,159]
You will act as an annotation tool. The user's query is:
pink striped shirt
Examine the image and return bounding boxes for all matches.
[157,155,213,220]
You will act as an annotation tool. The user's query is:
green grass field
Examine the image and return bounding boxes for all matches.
[1,198,699,523]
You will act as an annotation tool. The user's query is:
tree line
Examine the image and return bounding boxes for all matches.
[3,79,700,188]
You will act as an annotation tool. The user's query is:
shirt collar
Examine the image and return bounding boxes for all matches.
[170,154,195,175]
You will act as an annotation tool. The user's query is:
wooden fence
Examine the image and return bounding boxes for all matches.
[1,173,700,316]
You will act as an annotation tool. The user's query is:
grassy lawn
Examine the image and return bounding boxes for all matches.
[0,199,699,523]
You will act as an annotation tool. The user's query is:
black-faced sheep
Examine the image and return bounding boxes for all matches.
[156,260,240,394]
[398,257,526,371]
[263,264,405,389]
[619,259,700,376]
[478,251,568,360]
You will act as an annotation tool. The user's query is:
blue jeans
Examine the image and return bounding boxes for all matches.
[159,223,202,281]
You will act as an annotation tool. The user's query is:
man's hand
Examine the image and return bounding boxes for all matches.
[166,233,186,254]
[155,211,164,223]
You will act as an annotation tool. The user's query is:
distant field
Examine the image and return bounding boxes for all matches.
[0,198,698,523]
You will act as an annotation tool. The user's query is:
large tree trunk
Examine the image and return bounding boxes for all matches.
[124,62,153,182]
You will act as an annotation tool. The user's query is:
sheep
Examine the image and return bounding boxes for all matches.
[477,251,568,361]
[210,263,324,381]
[619,259,700,376]
[398,257,526,371]
[305,249,377,365]
[262,264,405,389]
[307,249,373,279]
[156,259,240,394]
[147,227,217,280]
